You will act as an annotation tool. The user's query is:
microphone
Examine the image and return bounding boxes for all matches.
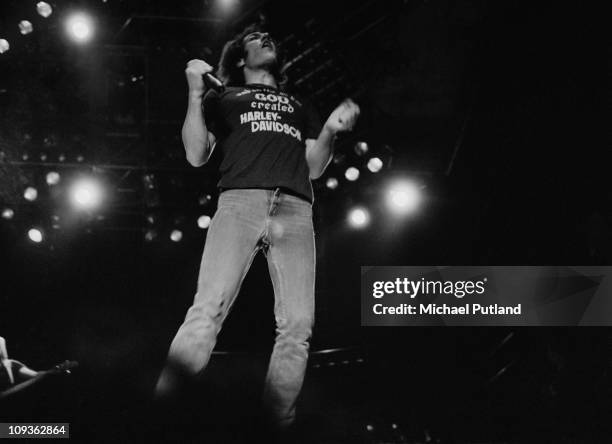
[203,72,225,93]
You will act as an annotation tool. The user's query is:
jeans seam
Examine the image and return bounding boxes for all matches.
[269,251,287,322]
[222,242,261,323]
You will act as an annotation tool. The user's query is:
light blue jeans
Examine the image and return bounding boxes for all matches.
[156,188,315,427]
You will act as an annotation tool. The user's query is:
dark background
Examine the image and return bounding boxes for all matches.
[0,1,609,442]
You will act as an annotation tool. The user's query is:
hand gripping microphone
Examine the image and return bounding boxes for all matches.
[203,72,225,93]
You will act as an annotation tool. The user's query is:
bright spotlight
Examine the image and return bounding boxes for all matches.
[70,178,103,210]
[0,39,9,54]
[345,167,360,182]
[354,141,369,156]
[367,157,383,173]
[348,207,370,228]
[386,180,422,215]
[46,171,61,185]
[218,0,240,12]
[37,2,53,18]
[28,228,43,243]
[18,21,34,35]
[24,187,38,201]
[170,229,183,242]
[326,177,339,190]
[66,13,94,43]
[1,208,14,220]
[197,215,211,229]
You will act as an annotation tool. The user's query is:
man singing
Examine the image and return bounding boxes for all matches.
[155,26,360,430]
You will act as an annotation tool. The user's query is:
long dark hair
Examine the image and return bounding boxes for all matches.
[216,24,287,88]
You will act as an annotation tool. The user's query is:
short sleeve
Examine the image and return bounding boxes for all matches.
[202,89,220,136]
[303,101,322,140]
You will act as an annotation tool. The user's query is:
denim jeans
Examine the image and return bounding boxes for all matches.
[156,188,315,427]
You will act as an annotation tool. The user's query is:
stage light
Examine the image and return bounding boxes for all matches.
[386,180,422,215]
[197,215,211,229]
[0,39,9,54]
[1,208,14,220]
[326,177,339,190]
[345,167,360,182]
[333,153,346,165]
[143,174,156,190]
[51,215,61,229]
[46,171,61,185]
[28,228,43,243]
[144,230,157,242]
[354,141,369,156]
[24,187,38,202]
[70,178,103,210]
[366,424,374,432]
[43,135,56,148]
[198,194,212,205]
[218,0,239,12]
[348,207,370,228]
[37,2,53,18]
[367,157,383,173]
[18,21,33,35]
[66,13,94,43]
[170,229,183,242]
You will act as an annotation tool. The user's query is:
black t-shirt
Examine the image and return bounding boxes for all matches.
[202,83,322,203]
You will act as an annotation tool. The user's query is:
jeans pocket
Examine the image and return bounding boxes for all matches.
[217,191,244,210]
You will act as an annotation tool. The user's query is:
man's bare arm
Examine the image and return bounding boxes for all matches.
[182,59,217,167]
[306,99,360,179]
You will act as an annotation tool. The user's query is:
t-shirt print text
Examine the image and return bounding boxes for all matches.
[239,91,303,142]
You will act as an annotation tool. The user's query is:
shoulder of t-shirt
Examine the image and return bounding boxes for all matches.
[296,95,321,118]
[204,86,242,97]
[299,96,318,110]
[202,88,220,106]
[282,88,314,109]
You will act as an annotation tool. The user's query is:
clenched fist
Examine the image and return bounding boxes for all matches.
[324,98,361,134]
[185,59,214,95]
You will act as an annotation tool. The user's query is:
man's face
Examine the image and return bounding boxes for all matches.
[241,31,277,70]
